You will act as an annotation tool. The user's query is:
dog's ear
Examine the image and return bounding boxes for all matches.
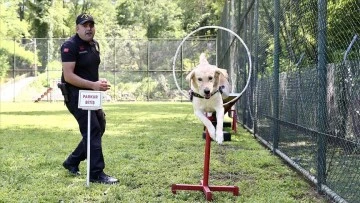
[214,72,220,88]
[213,68,228,88]
[186,70,198,89]
[186,69,195,82]
[215,68,228,79]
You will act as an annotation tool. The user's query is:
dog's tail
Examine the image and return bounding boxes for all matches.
[199,53,209,65]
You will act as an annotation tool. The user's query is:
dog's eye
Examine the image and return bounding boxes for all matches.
[198,78,203,82]
[208,76,213,81]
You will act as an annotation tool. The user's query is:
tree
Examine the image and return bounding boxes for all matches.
[327,0,360,62]
[0,51,10,82]
[116,0,225,38]
[0,0,29,39]
[116,0,184,38]
[26,0,52,38]
[178,0,224,36]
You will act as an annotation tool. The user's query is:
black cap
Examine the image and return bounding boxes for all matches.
[76,13,95,25]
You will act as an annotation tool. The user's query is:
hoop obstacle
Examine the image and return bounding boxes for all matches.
[172,25,252,105]
[171,26,252,201]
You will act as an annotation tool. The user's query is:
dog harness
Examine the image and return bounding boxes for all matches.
[189,86,225,101]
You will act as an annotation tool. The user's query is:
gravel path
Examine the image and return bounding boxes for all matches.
[0,77,36,101]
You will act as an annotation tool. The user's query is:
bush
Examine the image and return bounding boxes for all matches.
[0,40,39,77]
[0,49,10,81]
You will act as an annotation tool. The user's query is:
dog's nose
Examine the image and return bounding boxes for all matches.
[204,89,210,95]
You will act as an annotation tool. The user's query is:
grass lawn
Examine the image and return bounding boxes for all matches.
[0,102,328,202]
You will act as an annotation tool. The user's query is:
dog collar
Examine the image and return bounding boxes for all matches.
[189,89,220,101]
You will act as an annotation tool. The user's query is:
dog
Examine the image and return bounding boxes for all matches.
[186,53,230,144]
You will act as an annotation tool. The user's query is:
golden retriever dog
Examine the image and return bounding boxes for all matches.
[186,53,230,144]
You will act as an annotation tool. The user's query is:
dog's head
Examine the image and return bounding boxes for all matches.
[186,53,228,99]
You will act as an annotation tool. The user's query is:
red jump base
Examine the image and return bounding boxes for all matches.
[171,181,239,201]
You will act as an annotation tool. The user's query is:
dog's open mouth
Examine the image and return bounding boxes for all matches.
[205,94,211,99]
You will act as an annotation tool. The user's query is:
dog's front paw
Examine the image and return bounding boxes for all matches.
[207,127,216,140]
[215,130,224,144]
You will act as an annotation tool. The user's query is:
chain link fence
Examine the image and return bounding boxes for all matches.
[218,0,359,202]
[0,38,216,102]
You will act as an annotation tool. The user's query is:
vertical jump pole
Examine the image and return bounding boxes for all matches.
[203,129,211,187]
[86,110,91,187]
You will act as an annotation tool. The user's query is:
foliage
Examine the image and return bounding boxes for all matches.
[0,40,38,70]
[116,0,224,38]
[1,0,360,87]
[0,102,328,202]
[116,0,184,38]
[2,0,225,40]
[0,0,30,39]
[115,77,159,101]
[327,0,360,62]
[178,0,224,36]
[254,0,360,75]
[26,0,52,38]
[117,82,139,100]
[0,50,10,80]
[46,60,62,71]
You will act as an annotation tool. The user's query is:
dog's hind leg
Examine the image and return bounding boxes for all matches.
[195,110,216,140]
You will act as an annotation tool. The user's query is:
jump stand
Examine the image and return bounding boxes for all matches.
[229,108,237,133]
[171,129,239,201]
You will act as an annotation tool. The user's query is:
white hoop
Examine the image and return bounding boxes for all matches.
[172,26,252,106]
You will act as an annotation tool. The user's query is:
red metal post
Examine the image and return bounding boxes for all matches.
[203,128,211,186]
[231,109,237,133]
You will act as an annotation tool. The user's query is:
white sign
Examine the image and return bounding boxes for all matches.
[78,90,102,110]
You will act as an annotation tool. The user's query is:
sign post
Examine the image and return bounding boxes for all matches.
[78,90,103,187]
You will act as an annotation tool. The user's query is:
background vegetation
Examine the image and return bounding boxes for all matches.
[1,0,359,83]
[0,0,224,83]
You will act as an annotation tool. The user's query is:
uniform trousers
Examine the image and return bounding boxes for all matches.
[64,87,106,178]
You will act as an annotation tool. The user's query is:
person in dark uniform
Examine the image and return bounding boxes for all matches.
[60,13,118,184]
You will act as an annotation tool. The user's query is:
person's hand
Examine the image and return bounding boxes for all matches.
[93,79,110,91]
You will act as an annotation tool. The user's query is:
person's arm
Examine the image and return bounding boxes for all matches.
[62,62,109,91]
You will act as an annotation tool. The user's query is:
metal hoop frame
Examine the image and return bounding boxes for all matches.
[172,26,252,105]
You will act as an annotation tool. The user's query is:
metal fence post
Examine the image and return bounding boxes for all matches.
[180,44,183,102]
[241,0,247,127]
[12,38,16,102]
[272,0,280,152]
[113,38,116,99]
[253,0,259,135]
[317,0,328,193]
[147,40,150,101]
[34,38,37,76]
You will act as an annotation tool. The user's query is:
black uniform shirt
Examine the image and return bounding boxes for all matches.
[60,33,100,90]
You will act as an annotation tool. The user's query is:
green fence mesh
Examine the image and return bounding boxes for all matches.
[0,38,216,102]
[218,0,359,202]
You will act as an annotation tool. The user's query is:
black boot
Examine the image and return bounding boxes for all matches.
[62,161,81,176]
[90,172,118,184]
